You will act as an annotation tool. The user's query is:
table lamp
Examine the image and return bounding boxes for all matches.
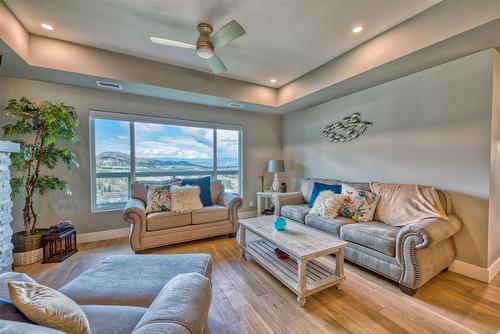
[267,160,285,192]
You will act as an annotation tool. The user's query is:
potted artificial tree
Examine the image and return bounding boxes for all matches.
[2,97,79,265]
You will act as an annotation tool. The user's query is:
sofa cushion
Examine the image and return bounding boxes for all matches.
[340,222,400,257]
[301,178,340,204]
[308,182,342,208]
[8,281,90,334]
[192,205,228,225]
[146,211,191,231]
[59,254,212,307]
[0,320,65,334]
[132,273,211,334]
[0,298,31,323]
[281,204,310,223]
[81,305,146,334]
[181,176,212,207]
[305,214,355,237]
[0,272,36,301]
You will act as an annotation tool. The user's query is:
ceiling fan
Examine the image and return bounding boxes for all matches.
[150,20,246,75]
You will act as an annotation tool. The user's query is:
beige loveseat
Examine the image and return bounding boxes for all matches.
[272,178,462,295]
[123,179,243,252]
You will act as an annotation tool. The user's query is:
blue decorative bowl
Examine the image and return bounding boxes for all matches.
[274,217,286,231]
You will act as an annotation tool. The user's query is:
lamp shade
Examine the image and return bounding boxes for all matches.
[267,160,285,173]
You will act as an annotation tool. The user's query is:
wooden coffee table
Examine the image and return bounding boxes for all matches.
[239,215,347,306]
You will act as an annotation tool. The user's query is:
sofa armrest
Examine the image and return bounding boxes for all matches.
[396,214,462,254]
[271,192,305,216]
[396,214,462,289]
[218,193,243,231]
[123,199,146,251]
[132,273,211,334]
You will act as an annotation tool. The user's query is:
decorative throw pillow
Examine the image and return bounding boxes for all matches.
[181,176,212,206]
[170,185,204,213]
[340,184,380,222]
[370,181,449,226]
[309,190,346,219]
[308,182,342,208]
[145,181,181,213]
[8,281,90,334]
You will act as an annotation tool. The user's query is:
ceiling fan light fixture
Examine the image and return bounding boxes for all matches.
[196,46,214,59]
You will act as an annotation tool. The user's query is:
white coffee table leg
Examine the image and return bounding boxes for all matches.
[297,259,307,307]
[335,248,345,290]
[239,226,246,256]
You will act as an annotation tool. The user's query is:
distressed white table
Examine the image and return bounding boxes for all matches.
[239,215,347,306]
[255,191,280,216]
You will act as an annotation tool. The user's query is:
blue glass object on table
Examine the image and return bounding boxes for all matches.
[274,217,287,231]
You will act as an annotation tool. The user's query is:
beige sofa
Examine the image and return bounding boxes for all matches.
[123,179,243,252]
[0,254,212,334]
[272,178,462,295]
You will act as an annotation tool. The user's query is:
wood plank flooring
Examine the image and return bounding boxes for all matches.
[14,235,500,334]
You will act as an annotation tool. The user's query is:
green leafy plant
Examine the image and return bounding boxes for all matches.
[2,97,79,236]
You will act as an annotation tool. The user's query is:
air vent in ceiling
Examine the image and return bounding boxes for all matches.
[228,102,244,109]
[96,81,122,90]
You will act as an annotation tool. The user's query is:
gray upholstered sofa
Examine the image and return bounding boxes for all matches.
[272,178,462,295]
[0,254,212,334]
[124,179,242,252]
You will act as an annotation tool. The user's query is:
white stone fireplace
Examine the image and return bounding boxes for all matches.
[0,140,20,273]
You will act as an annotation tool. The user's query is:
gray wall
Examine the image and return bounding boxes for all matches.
[0,77,282,234]
[283,50,494,268]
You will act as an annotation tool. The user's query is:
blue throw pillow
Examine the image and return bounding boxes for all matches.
[182,176,212,206]
[308,182,342,208]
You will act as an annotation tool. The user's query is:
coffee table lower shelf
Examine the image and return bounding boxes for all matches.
[243,239,344,305]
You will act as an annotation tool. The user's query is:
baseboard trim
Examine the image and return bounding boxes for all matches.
[78,227,130,244]
[488,256,500,282]
[78,210,258,244]
[449,258,500,283]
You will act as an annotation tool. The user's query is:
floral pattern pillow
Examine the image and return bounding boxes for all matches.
[340,184,380,222]
[145,183,180,213]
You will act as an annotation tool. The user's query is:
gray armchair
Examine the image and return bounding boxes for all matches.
[272,178,462,295]
[123,180,242,252]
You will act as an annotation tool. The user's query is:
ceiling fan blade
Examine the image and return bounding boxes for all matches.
[211,20,246,48]
[150,37,195,49]
[207,53,227,74]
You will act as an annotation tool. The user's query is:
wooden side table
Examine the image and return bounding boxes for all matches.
[42,227,78,263]
[256,191,281,216]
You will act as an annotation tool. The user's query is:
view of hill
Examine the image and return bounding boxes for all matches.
[96,151,209,170]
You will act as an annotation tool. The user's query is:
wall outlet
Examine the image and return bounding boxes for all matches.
[249,201,255,208]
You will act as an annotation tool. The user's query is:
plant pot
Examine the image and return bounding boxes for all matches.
[12,229,49,266]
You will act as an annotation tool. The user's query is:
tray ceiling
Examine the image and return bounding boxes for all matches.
[4,0,438,87]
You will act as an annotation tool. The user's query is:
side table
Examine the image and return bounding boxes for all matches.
[256,191,282,216]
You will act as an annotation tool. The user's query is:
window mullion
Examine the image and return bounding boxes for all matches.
[213,128,217,180]
[130,122,136,198]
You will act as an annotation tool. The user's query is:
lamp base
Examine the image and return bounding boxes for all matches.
[272,173,280,192]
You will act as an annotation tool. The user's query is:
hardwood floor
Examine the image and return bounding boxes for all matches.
[14,235,500,334]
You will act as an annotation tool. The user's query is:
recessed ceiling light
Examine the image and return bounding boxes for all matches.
[352,26,363,33]
[41,23,54,31]
[270,79,277,83]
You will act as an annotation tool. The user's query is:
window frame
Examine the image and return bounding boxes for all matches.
[89,110,243,212]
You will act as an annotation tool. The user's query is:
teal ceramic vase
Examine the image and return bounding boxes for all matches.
[274,217,286,231]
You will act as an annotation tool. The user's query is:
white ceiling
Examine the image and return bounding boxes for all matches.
[4,0,439,87]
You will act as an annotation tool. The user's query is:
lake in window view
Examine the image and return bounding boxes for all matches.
[92,116,241,210]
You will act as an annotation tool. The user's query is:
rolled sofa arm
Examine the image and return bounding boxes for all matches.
[123,199,146,251]
[132,273,211,334]
[218,193,243,232]
[396,214,462,290]
[271,192,305,216]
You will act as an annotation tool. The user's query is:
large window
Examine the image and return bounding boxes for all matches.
[90,111,242,211]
